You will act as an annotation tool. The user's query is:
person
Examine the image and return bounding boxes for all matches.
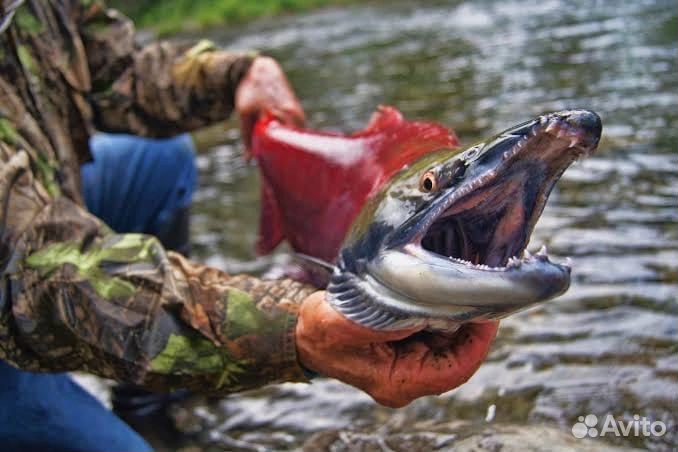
[0,1,500,450]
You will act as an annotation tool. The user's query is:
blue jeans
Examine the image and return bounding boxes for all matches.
[82,133,197,251]
[0,133,196,452]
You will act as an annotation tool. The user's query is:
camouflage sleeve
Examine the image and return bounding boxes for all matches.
[0,136,315,394]
[78,1,255,137]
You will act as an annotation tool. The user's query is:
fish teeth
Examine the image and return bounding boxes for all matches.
[522,249,532,259]
[447,256,507,272]
[507,256,522,268]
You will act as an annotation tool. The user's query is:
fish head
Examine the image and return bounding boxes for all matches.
[329,110,602,330]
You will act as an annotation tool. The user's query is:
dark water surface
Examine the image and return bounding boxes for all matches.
[183,1,677,450]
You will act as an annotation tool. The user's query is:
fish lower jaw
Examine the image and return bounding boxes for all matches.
[326,268,539,332]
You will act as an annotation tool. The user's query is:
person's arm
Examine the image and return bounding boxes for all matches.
[78,2,303,142]
[0,135,313,393]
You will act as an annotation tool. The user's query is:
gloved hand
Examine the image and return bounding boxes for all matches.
[235,56,305,151]
[296,291,499,408]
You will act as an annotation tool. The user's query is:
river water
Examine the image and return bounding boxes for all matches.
[179,1,677,451]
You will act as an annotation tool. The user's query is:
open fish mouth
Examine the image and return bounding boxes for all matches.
[418,109,601,270]
[328,110,602,331]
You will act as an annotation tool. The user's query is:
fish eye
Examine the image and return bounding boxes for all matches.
[419,171,438,193]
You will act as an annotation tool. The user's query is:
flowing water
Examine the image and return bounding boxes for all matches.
[180,1,677,450]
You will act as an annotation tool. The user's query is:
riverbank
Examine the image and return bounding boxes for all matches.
[109,0,356,35]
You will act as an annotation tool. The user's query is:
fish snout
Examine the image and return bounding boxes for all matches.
[549,109,602,152]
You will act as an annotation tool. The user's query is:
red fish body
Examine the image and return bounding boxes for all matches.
[251,106,460,262]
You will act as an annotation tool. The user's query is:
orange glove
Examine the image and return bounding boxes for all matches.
[296,291,499,408]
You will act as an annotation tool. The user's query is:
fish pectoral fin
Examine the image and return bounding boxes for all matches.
[256,177,285,255]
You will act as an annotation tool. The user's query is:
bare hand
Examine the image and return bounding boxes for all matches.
[235,56,305,151]
[296,292,499,408]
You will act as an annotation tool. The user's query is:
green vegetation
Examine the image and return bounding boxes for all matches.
[109,0,354,35]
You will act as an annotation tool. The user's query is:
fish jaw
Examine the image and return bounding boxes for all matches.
[328,110,602,331]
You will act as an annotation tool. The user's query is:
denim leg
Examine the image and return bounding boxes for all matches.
[81,133,197,254]
[0,361,152,452]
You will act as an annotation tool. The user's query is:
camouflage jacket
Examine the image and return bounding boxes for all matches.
[0,0,316,394]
